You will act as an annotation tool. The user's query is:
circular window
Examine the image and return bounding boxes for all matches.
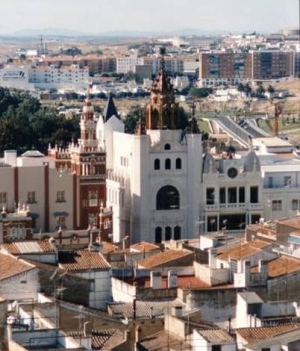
[227,167,238,178]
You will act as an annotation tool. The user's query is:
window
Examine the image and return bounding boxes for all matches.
[250,186,259,203]
[154,159,160,170]
[212,346,221,351]
[155,227,162,243]
[239,187,245,203]
[164,144,171,150]
[272,200,282,211]
[174,226,181,240]
[228,187,237,203]
[56,191,65,202]
[165,158,171,170]
[165,227,172,241]
[104,218,112,229]
[206,188,215,205]
[175,158,181,170]
[89,191,98,207]
[284,176,291,187]
[57,216,66,228]
[27,191,36,204]
[292,199,299,210]
[220,188,226,204]
[156,186,179,210]
[0,192,7,204]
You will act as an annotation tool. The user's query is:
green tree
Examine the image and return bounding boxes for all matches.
[188,87,213,99]
[124,105,144,134]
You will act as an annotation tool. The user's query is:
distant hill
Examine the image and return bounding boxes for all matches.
[11,28,91,37]
[6,27,230,38]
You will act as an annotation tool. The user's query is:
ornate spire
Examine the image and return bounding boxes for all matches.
[145,47,180,130]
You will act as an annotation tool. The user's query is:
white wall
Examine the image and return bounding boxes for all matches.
[76,269,111,309]
[0,268,39,301]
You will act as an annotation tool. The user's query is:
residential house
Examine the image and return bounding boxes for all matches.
[0,253,39,301]
[58,248,111,309]
[236,324,300,351]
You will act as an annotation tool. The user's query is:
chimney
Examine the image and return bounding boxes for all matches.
[208,248,218,268]
[150,271,162,289]
[167,270,178,288]
[186,293,195,311]
[149,306,154,319]
[171,305,183,318]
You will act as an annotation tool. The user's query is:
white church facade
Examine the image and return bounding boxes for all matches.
[100,59,202,243]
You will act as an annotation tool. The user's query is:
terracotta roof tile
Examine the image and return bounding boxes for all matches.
[276,216,300,228]
[0,253,35,280]
[236,324,300,343]
[265,256,300,278]
[197,329,235,344]
[1,240,55,255]
[138,250,193,269]
[217,240,271,261]
[69,329,117,348]
[130,241,160,253]
[59,250,110,271]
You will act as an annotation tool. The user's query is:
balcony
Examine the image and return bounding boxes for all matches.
[205,202,263,211]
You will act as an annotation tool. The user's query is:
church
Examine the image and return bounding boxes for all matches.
[99,57,203,244]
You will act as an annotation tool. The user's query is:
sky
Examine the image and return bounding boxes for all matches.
[0,0,299,35]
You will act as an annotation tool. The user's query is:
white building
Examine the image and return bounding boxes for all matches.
[116,54,144,74]
[0,63,89,90]
[29,64,89,89]
[102,59,202,243]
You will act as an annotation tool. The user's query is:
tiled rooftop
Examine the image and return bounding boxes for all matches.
[108,299,181,319]
[197,329,235,344]
[130,241,160,253]
[138,250,193,268]
[124,275,231,290]
[139,330,190,351]
[276,215,300,228]
[252,255,300,278]
[236,324,300,343]
[0,253,35,280]
[2,240,55,255]
[69,329,118,349]
[58,250,111,271]
[217,240,270,261]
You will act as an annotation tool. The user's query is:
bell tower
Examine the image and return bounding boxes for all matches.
[70,97,106,229]
[146,48,180,130]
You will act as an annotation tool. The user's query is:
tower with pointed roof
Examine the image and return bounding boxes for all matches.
[146,53,180,130]
[96,94,124,170]
[69,97,107,229]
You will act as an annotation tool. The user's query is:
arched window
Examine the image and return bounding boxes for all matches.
[165,227,172,241]
[174,226,181,240]
[165,158,171,170]
[155,227,162,243]
[164,143,171,150]
[156,185,180,210]
[176,158,182,170]
[154,158,160,170]
[152,109,159,129]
